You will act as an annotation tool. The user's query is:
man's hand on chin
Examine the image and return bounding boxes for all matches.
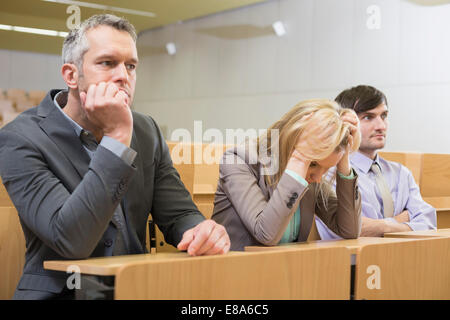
[79,82,133,147]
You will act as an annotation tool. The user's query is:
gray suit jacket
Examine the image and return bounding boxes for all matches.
[0,89,204,299]
[212,143,362,251]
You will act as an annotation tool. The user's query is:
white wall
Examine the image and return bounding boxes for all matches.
[134,0,450,153]
[0,49,65,92]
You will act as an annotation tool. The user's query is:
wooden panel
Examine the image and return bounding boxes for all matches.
[245,237,417,255]
[423,196,450,209]
[193,193,215,219]
[423,197,450,228]
[45,252,192,276]
[193,143,231,195]
[384,228,450,239]
[355,237,450,299]
[152,219,179,253]
[437,210,450,229]
[0,179,13,206]
[0,207,26,300]
[378,152,422,186]
[421,153,450,197]
[154,142,230,251]
[115,247,350,300]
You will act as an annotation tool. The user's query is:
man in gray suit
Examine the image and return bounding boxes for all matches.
[0,14,229,299]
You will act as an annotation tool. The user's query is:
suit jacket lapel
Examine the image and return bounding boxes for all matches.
[38,90,91,181]
[298,186,316,242]
[121,129,145,253]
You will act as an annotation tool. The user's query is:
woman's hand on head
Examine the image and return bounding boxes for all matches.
[340,110,361,152]
[286,148,311,179]
[335,110,360,176]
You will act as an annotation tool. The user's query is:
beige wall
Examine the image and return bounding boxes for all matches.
[0,49,65,92]
[134,0,450,153]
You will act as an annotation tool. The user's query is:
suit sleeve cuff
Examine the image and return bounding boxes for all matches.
[337,168,356,180]
[285,169,308,187]
[100,136,137,166]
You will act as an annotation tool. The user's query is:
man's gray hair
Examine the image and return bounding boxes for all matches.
[62,14,137,71]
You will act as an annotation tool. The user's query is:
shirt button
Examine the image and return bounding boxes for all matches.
[104,239,113,247]
[292,192,298,199]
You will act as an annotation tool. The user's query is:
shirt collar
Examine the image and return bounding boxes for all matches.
[53,90,83,138]
[350,151,381,174]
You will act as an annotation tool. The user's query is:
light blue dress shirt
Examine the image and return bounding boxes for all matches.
[316,151,437,240]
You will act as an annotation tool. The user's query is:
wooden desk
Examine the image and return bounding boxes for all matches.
[245,237,417,255]
[384,228,450,239]
[246,236,450,299]
[45,248,351,300]
[0,206,26,299]
[423,197,450,228]
[0,180,13,206]
[355,237,450,299]
[44,252,191,276]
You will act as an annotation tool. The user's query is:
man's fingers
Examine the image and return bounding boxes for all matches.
[185,221,214,256]
[194,223,228,256]
[204,233,230,255]
[94,81,107,104]
[114,90,129,107]
[105,82,119,99]
[83,84,96,112]
[177,220,230,256]
[177,228,194,251]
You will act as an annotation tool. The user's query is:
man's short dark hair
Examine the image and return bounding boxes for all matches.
[335,85,388,114]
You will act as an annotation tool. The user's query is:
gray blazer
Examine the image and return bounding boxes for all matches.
[0,90,204,299]
[212,144,362,251]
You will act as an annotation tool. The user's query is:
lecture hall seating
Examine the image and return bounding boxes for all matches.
[2,135,450,299]
[0,205,26,299]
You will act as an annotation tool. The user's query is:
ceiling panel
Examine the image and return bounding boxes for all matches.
[0,0,267,55]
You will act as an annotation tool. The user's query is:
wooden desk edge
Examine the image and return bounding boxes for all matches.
[43,251,294,276]
[384,228,450,239]
[383,233,448,239]
[44,247,352,277]
[43,260,119,276]
[245,237,420,255]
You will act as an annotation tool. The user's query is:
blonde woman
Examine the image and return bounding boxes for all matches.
[211,99,362,251]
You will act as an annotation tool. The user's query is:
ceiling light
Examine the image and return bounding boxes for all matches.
[272,21,286,37]
[42,0,156,18]
[166,42,176,55]
[0,24,13,31]
[0,24,68,37]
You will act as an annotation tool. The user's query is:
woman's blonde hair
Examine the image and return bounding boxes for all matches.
[258,99,360,187]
